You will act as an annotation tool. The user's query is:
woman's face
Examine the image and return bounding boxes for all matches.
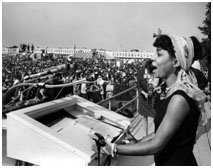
[152,47,175,79]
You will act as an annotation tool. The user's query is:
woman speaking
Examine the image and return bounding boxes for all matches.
[99,34,208,166]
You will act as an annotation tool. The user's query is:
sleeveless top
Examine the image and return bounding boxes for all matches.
[154,90,200,166]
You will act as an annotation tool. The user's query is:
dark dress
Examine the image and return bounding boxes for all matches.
[154,90,200,166]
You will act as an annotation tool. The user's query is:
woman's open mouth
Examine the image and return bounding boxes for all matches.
[150,65,157,74]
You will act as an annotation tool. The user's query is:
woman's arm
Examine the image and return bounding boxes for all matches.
[116,94,190,156]
[140,132,155,142]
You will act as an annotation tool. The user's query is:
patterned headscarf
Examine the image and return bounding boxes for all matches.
[170,36,194,71]
[166,35,208,126]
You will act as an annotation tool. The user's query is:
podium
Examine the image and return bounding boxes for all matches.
[7,95,131,166]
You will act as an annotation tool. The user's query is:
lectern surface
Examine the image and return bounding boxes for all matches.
[7,96,130,166]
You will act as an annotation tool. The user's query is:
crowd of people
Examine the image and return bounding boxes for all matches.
[2,53,142,115]
[2,54,64,89]
[2,47,210,111]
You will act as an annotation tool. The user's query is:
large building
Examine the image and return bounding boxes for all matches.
[2,45,155,60]
[45,47,155,60]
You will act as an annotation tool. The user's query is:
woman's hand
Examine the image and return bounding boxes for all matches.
[122,131,137,144]
[101,137,116,157]
[89,133,116,157]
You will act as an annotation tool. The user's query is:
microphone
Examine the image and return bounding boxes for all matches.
[25,64,71,79]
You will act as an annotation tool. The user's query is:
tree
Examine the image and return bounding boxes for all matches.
[198,2,211,82]
[22,44,27,52]
[31,44,34,53]
[198,2,211,62]
[27,44,30,52]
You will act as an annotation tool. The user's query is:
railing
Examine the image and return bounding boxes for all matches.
[97,85,139,112]
[2,79,141,130]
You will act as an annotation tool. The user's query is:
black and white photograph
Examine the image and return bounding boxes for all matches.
[2,1,211,166]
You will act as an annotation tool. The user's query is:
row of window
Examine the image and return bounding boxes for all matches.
[113,52,154,58]
[47,50,74,55]
[2,48,19,55]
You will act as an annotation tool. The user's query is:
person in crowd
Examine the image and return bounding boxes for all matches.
[101,34,207,166]
[105,79,114,108]
[72,75,80,95]
[128,74,137,109]
[35,88,47,101]
[106,79,114,99]
[190,36,208,90]
[80,81,88,100]
[137,59,156,137]
[97,75,105,100]
[89,81,102,103]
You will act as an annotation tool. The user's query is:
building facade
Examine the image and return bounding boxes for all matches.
[46,47,92,56]
[45,47,154,60]
[2,46,19,55]
[2,45,155,60]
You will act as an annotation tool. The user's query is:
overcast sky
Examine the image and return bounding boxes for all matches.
[2,2,207,52]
